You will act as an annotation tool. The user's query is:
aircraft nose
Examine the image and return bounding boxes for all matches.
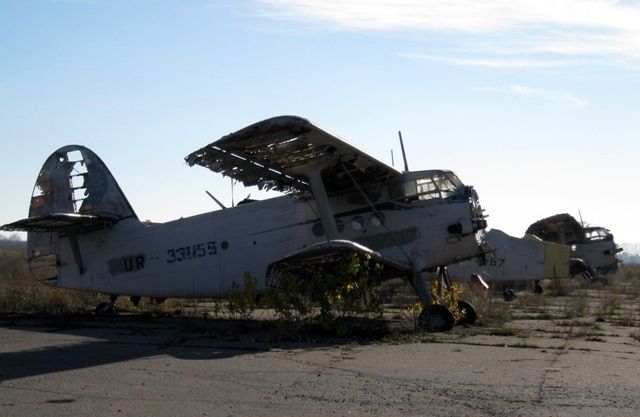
[465,185,488,231]
[474,218,488,232]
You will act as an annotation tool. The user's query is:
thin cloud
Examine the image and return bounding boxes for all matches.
[474,84,590,108]
[257,0,640,66]
[396,53,590,69]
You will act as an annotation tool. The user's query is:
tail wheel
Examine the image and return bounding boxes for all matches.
[95,302,117,316]
[418,304,455,332]
[456,300,477,325]
[503,288,516,302]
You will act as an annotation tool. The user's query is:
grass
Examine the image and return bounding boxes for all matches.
[0,247,103,316]
[559,289,590,319]
[2,240,639,344]
[612,309,637,327]
[460,285,514,327]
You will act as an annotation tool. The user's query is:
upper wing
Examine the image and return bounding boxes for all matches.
[185,115,400,195]
[525,213,583,241]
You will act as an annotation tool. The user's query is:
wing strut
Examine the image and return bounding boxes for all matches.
[304,167,339,240]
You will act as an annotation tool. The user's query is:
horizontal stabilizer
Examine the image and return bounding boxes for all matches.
[1,213,120,233]
[266,239,411,288]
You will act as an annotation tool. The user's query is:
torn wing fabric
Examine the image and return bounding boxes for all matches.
[185,115,400,195]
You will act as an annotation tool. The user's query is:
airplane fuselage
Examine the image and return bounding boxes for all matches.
[55,191,482,297]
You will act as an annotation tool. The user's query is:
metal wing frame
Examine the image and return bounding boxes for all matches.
[185,115,400,196]
[265,239,412,289]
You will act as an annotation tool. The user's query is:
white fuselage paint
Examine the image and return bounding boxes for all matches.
[573,240,619,274]
[448,229,570,283]
[55,193,482,298]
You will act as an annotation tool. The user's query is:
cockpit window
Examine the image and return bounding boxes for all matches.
[402,172,462,201]
[584,228,611,242]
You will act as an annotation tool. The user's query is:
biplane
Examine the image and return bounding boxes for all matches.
[526,213,623,282]
[2,116,489,330]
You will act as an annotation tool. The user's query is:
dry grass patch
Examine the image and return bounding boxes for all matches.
[0,248,103,316]
[560,290,590,319]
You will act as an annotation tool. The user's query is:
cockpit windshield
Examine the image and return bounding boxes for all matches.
[584,227,612,242]
[395,170,464,202]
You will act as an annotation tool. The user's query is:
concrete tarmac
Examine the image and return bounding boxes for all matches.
[1,316,639,417]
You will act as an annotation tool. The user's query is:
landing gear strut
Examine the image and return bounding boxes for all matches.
[130,296,141,307]
[533,280,543,294]
[412,267,476,331]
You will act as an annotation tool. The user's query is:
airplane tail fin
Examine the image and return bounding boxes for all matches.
[523,233,571,278]
[1,145,137,281]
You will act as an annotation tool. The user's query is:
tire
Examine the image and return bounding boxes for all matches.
[457,300,477,325]
[95,302,116,316]
[503,289,516,302]
[418,304,455,332]
[533,284,543,294]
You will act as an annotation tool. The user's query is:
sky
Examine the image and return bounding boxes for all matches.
[1,0,639,242]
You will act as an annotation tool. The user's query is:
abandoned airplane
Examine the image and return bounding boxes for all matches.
[1,116,490,330]
[448,229,571,301]
[526,213,623,282]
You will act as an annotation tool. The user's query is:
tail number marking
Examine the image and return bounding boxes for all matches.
[167,241,217,263]
[108,254,146,276]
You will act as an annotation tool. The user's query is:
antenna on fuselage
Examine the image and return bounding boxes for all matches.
[578,209,584,227]
[206,190,226,210]
[391,149,395,167]
[231,178,235,207]
[398,131,409,172]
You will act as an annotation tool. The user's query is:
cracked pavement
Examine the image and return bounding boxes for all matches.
[1,315,639,417]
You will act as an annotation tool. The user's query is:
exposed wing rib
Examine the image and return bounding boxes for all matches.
[185,115,400,195]
[265,239,412,288]
[526,213,583,241]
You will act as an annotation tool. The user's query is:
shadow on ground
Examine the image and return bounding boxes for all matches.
[0,313,393,382]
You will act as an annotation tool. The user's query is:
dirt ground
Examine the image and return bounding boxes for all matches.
[1,273,639,417]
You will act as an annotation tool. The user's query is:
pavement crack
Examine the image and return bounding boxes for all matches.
[535,340,569,403]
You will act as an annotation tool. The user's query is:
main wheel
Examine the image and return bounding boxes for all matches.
[457,300,477,325]
[533,283,543,294]
[418,304,455,332]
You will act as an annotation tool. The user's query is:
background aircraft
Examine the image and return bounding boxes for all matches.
[526,214,623,282]
[448,229,571,301]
